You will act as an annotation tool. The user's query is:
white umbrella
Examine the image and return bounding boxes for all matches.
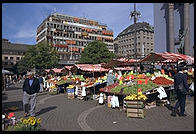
[2,69,11,74]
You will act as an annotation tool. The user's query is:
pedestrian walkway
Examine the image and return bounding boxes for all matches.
[2,84,194,131]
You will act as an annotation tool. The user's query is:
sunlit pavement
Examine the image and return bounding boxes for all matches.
[2,83,194,131]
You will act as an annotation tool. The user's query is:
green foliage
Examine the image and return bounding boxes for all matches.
[79,41,116,64]
[17,41,60,74]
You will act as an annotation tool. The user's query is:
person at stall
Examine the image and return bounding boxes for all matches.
[171,67,190,117]
[81,80,87,101]
[106,70,116,86]
[38,75,44,93]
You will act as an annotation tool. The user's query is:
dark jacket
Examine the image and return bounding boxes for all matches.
[23,77,40,95]
[174,72,189,94]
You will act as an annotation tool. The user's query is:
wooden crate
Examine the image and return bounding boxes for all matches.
[68,93,74,99]
[124,100,145,109]
[156,100,167,106]
[77,87,83,100]
[127,108,145,118]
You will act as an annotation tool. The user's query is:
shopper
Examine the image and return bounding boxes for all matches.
[38,75,44,93]
[81,80,87,101]
[23,72,40,117]
[171,67,189,117]
[106,70,116,86]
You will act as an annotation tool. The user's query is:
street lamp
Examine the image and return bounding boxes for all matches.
[130,3,141,59]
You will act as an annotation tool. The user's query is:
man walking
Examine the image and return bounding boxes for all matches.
[23,72,40,117]
[171,67,189,117]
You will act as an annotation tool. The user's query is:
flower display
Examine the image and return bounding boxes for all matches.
[6,116,42,131]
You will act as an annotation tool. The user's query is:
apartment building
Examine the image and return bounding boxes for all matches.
[114,22,154,59]
[2,38,34,72]
[36,13,114,65]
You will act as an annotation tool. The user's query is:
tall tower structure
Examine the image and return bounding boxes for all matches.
[130,3,141,59]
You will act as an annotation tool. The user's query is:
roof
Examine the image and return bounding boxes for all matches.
[2,39,34,52]
[117,22,154,37]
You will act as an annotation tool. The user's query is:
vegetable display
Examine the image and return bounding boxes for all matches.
[109,79,158,95]
[151,77,173,85]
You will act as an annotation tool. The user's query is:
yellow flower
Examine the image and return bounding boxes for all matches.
[23,119,28,125]
[37,118,41,124]
[30,120,36,126]
[20,117,24,122]
[29,116,36,122]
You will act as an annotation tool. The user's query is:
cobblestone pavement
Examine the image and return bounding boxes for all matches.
[2,83,194,131]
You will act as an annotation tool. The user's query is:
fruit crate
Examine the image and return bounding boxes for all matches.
[124,100,145,109]
[68,93,74,99]
[126,108,145,118]
[156,99,167,106]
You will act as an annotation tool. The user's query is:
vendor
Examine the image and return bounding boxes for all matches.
[106,70,116,86]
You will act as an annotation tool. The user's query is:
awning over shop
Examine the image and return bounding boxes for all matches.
[114,66,134,71]
[162,52,194,64]
[140,52,194,64]
[2,69,13,74]
[51,68,63,73]
[73,64,109,72]
[44,69,50,73]
[101,58,139,69]
[64,66,73,71]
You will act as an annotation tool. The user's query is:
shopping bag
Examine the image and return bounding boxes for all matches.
[189,82,194,92]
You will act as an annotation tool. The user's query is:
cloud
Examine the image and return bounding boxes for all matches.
[13,21,36,39]
[14,29,36,38]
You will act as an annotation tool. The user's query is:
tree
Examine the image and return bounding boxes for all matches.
[78,41,116,64]
[17,41,60,74]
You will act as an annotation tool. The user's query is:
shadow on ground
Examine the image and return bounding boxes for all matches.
[36,106,57,116]
[6,86,22,91]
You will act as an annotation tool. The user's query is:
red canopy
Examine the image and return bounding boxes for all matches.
[64,66,73,71]
[140,52,194,64]
[45,69,50,72]
[162,52,194,64]
[74,64,109,72]
[51,68,63,73]
[114,66,134,71]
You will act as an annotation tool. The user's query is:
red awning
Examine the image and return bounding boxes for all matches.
[64,66,73,71]
[74,64,109,72]
[45,69,50,72]
[51,68,63,73]
[114,66,134,71]
[140,52,194,64]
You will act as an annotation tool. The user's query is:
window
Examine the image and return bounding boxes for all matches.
[4,57,8,60]
[10,57,14,60]
[16,57,20,60]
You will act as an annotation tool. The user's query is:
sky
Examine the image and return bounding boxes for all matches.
[2,3,154,45]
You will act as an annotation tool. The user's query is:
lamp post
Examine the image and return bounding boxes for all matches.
[129,3,141,117]
[130,3,141,59]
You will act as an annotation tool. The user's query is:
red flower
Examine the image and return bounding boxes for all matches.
[137,80,143,85]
